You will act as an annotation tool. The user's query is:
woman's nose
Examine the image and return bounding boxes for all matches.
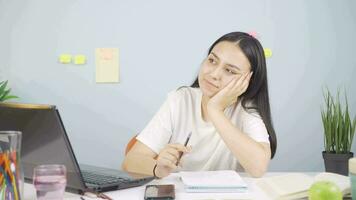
[210,66,223,80]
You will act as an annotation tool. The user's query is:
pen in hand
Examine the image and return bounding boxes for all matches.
[176,132,192,165]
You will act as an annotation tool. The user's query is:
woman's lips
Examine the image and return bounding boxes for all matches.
[204,79,218,89]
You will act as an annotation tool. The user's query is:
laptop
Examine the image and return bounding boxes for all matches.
[0,102,154,193]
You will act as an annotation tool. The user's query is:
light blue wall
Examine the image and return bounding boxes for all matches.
[0,0,355,171]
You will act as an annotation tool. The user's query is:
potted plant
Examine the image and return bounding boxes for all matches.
[321,88,356,175]
[0,80,18,102]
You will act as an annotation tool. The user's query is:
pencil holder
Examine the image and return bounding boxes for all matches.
[0,131,23,200]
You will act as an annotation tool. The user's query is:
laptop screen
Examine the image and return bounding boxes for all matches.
[0,103,86,193]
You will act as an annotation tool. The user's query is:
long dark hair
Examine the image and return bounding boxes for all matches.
[191,32,277,158]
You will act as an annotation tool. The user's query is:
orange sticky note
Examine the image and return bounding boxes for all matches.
[99,49,114,60]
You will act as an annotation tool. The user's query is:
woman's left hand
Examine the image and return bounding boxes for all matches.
[207,72,253,112]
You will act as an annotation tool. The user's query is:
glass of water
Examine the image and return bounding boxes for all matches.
[33,164,67,200]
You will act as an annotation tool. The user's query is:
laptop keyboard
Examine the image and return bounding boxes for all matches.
[81,170,131,185]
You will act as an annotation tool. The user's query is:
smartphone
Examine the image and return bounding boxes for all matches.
[144,184,175,200]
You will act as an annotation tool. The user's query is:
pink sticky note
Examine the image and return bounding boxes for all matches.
[248,31,258,38]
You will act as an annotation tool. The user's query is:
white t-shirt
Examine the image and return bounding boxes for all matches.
[136,87,270,171]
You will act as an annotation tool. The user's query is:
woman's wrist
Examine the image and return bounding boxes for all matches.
[207,104,224,117]
[207,101,222,112]
[207,106,227,127]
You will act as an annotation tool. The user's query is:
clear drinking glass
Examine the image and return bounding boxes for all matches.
[0,130,24,200]
[33,164,67,200]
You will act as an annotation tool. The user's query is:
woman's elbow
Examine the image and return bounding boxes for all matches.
[247,161,269,178]
[121,156,131,172]
[248,167,267,178]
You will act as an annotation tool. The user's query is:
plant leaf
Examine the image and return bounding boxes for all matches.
[0,80,8,96]
[0,89,10,101]
[1,95,18,101]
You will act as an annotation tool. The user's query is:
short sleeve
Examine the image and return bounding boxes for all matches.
[242,110,270,143]
[136,92,176,154]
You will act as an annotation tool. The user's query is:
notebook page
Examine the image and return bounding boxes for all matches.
[257,173,313,197]
[180,170,247,188]
[314,172,351,195]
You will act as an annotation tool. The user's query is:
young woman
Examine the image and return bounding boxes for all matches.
[122,32,277,178]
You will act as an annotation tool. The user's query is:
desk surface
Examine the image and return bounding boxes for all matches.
[24,172,316,200]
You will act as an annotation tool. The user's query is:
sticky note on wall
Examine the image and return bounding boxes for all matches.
[264,48,273,58]
[95,48,119,83]
[74,55,86,65]
[248,31,258,38]
[59,54,72,64]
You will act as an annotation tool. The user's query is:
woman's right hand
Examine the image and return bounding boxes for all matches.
[154,143,191,178]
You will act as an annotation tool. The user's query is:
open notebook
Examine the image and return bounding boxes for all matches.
[179,170,248,193]
[256,172,351,200]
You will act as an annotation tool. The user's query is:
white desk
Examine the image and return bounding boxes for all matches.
[24,172,315,200]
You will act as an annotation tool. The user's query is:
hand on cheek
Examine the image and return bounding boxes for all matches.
[207,72,253,112]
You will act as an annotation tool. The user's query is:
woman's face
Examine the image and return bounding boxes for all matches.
[198,41,252,98]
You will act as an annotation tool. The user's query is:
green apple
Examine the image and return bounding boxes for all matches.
[309,181,342,200]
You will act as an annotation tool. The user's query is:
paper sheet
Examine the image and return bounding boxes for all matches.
[95,48,119,83]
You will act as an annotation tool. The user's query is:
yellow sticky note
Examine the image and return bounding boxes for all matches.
[74,55,86,65]
[264,48,272,58]
[95,48,119,83]
[59,54,72,64]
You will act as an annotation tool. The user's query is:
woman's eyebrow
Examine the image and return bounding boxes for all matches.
[226,64,241,70]
[210,52,220,60]
[211,52,241,70]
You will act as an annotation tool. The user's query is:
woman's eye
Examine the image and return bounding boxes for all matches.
[226,69,237,74]
[208,58,216,64]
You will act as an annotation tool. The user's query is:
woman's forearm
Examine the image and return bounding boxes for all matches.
[208,107,270,177]
[122,153,156,176]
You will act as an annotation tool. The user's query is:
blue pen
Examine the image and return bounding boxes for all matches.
[176,132,192,165]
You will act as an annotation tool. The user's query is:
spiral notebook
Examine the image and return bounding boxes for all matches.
[179,170,248,193]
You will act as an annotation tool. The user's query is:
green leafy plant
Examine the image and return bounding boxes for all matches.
[321,88,356,153]
[0,80,18,102]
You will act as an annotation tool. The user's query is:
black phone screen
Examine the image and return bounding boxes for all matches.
[144,184,175,200]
